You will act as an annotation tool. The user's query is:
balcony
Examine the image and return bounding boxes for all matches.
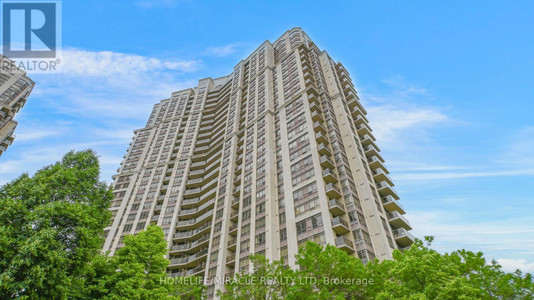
[387,211,412,230]
[307,92,319,104]
[320,155,335,169]
[183,188,201,197]
[325,183,341,198]
[226,254,236,266]
[353,114,367,125]
[315,132,328,144]
[335,236,355,253]
[317,143,331,156]
[170,235,210,253]
[232,186,241,197]
[368,156,385,170]
[178,199,215,218]
[175,209,214,229]
[169,263,206,278]
[311,110,324,122]
[373,168,393,186]
[169,248,208,268]
[356,123,372,135]
[313,121,326,133]
[376,181,399,200]
[231,197,240,208]
[230,211,239,222]
[360,134,375,146]
[229,224,238,236]
[310,102,321,113]
[364,144,380,158]
[381,195,405,214]
[228,238,237,250]
[392,228,415,247]
[332,217,350,234]
[328,199,345,216]
[322,168,338,183]
[173,223,211,241]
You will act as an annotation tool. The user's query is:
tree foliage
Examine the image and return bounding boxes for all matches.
[221,238,534,300]
[0,150,113,299]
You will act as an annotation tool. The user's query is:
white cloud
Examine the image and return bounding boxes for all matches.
[31,48,200,120]
[205,43,241,57]
[366,105,448,145]
[61,48,199,77]
[409,209,534,273]
[497,258,534,273]
[0,48,201,184]
[396,168,534,181]
[14,129,61,142]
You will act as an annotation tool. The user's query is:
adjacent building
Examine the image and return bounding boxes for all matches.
[103,28,414,298]
[0,54,34,157]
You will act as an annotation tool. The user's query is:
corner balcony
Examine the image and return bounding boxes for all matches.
[313,121,327,133]
[178,199,215,218]
[376,181,399,200]
[229,224,238,236]
[173,223,211,241]
[328,199,345,216]
[311,110,324,122]
[332,217,350,234]
[335,236,355,253]
[231,197,240,208]
[381,195,405,214]
[317,143,332,156]
[360,134,376,146]
[169,263,206,278]
[322,168,338,183]
[387,211,412,230]
[227,238,237,250]
[315,132,328,144]
[368,156,386,170]
[307,91,319,104]
[353,114,368,125]
[309,102,322,113]
[232,186,241,197]
[356,123,372,136]
[170,234,210,253]
[392,228,415,247]
[226,254,236,266]
[175,209,214,230]
[325,183,342,198]
[320,155,335,169]
[373,168,393,186]
[364,144,380,157]
[169,248,208,268]
[230,211,239,222]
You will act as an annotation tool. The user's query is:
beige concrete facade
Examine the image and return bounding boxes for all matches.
[103,28,414,298]
[0,55,34,158]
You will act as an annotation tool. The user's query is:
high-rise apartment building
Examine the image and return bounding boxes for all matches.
[0,55,34,158]
[104,28,414,297]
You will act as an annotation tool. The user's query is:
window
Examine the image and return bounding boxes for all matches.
[296,220,306,235]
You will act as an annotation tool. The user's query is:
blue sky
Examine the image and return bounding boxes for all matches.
[1,0,533,272]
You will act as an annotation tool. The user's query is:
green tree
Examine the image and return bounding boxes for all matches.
[85,225,204,300]
[290,242,370,299]
[96,225,176,299]
[220,254,295,300]
[222,238,534,300]
[0,150,112,299]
